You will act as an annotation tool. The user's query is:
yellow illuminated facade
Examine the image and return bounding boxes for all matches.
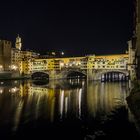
[31,59,48,71]
[22,54,129,73]
[51,57,86,70]
[25,56,87,74]
[94,54,128,70]
[20,47,136,80]
[11,35,39,75]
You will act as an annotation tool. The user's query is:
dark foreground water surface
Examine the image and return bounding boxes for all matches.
[0,79,140,139]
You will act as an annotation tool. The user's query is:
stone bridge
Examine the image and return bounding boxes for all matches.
[27,49,136,81]
[31,68,87,80]
[31,68,129,81]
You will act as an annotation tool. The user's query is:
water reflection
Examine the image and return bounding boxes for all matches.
[0,79,138,139]
[87,81,129,119]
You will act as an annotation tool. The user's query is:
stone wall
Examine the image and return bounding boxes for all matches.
[0,40,12,70]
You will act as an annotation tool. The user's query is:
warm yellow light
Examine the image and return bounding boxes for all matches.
[11,65,18,70]
[0,65,3,70]
[60,62,64,67]
[0,89,3,94]
[9,87,19,93]
[52,52,56,55]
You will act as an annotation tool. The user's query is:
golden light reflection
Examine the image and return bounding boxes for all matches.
[59,89,64,119]
[0,88,3,94]
[0,79,130,131]
[86,81,129,118]
[12,100,24,131]
[9,87,19,93]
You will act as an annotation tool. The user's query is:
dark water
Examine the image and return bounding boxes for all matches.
[0,79,139,139]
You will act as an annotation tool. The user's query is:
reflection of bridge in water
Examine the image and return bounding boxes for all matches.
[0,80,130,128]
[32,79,85,89]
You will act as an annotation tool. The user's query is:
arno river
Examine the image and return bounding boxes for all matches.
[0,79,140,139]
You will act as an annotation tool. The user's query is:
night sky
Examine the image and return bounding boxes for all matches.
[0,0,134,56]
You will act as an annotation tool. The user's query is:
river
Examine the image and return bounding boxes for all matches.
[0,79,139,139]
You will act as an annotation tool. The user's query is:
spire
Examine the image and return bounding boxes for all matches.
[15,34,22,50]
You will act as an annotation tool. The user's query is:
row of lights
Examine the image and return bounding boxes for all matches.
[0,87,19,94]
[60,61,81,68]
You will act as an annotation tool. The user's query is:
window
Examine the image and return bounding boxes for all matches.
[103,62,105,64]
[120,66,125,68]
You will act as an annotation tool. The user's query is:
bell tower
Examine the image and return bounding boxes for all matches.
[15,35,22,50]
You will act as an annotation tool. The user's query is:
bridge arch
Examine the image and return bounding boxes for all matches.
[31,72,49,80]
[94,70,129,82]
[67,71,86,79]
[60,69,87,79]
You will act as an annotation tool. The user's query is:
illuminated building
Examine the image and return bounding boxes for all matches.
[87,55,95,69]
[31,59,48,72]
[28,57,86,73]
[11,35,22,65]
[21,49,135,79]
[27,54,129,72]
[93,54,129,70]
[11,35,39,75]
[11,35,23,73]
[15,35,22,50]
[11,48,21,65]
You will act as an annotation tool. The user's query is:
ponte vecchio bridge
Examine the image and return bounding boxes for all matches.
[21,44,136,81]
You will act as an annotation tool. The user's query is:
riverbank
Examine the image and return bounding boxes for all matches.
[126,80,140,133]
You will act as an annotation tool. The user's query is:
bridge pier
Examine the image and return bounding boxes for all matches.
[87,69,97,80]
[49,70,65,79]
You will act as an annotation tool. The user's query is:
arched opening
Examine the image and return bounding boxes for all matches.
[31,72,49,80]
[101,72,129,82]
[67,71,87,79]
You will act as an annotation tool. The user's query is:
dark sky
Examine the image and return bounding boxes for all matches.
[0,0,134,56]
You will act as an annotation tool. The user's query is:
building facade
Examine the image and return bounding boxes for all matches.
[0,39,12,71]
[11,35,23,70]
[11,35,39,75]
